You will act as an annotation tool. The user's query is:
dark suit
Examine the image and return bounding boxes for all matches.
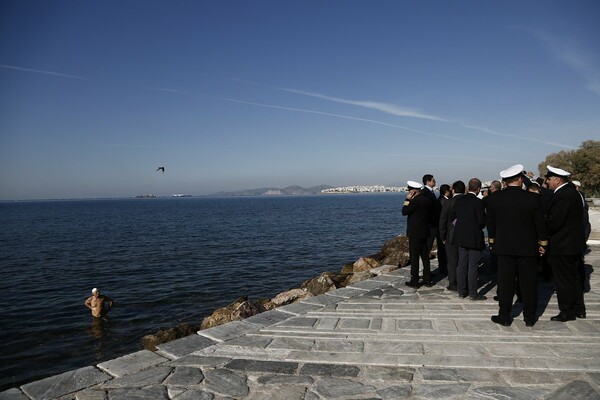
[451,193,485,297]
[402,192,434,284]
[486,186,547,322]
[547,182,586,317]
[439,194,463,288]
[436,195,449,274]
[423,187,439,255]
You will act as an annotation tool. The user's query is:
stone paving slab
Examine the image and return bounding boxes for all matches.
[97,350,169,378]
[20,366,111,400]
[157,333,217,359]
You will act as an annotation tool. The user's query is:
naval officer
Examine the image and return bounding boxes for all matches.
[486,164,547,327]
[402,180,434,287]
[545,166,586,321]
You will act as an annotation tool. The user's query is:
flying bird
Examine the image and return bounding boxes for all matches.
[156,166,165,173]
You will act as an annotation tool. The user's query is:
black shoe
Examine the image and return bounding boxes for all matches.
[446,285,457,291]
[493,295,499,301]
[469,294,487,301]
[422,281,434,287]
[458,293,468,299]
[550,313,576,322]
[405,281,420,288]
[525,319,536,327]
[576,312,587,319]
[491,315,511,326]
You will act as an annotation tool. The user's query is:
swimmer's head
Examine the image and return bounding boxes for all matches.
[92,288,99,295]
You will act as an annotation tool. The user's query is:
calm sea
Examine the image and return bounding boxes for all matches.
[0,194,406,390]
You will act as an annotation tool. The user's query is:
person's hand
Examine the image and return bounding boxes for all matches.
[539,245,546,255]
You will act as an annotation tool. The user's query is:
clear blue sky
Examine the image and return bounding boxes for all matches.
[1,0,599,200]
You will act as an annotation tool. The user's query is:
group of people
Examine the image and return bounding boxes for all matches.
[402,165,589,327]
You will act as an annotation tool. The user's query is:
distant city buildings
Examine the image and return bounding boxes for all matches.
[321,185,407,194]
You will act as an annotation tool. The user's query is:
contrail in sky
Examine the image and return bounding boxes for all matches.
[218,96,529,155]
[459,123,575,149]
[277,86,574,149]
[277,87,447,121]
[228,78,575,149]
[0,64,91,81]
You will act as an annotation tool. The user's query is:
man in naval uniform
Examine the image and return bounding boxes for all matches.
[486,164,547,327]
[545,166,586,321]
[402,180,434,287]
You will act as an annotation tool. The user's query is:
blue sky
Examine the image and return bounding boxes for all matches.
[1,0,599,199]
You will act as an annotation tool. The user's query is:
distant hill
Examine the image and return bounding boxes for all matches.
[212,185,333,197]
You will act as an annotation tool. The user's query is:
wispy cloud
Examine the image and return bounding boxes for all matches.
[0,64,91,81]
[523,29,600,96]
[278,88,447,121]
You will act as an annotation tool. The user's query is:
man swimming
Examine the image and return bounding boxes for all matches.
[84,288,113,318]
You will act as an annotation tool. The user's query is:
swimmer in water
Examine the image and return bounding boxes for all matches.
[84,288,113,318]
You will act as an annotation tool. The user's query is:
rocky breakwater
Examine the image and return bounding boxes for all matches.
[142,235,412,350]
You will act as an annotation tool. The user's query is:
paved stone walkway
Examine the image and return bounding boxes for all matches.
[3,246,600,400]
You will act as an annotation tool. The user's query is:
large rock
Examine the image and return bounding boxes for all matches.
[344,271,375,285]
[374,235,411,267]
[301,273,338,295]
[265,288,313,310]
[142,323,199,351]
[200,297,266,330]
[352,257,381,272]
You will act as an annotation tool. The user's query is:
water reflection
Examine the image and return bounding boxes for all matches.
[86,317,114,360]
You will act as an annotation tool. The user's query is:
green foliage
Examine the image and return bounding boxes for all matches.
[538,140,600,197]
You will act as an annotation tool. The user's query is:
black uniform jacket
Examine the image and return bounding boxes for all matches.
[546,182,586,256]
[486,186,547,256]
[450,193,485,250]
[439,194,462,245]
[402,192,433,239]
[423,187,439,228]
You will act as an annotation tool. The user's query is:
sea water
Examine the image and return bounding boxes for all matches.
[0,194,406,390]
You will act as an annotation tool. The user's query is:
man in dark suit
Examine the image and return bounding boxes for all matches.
[436,184,451,275]
[545,166,586,322]
[402,180,434,287]
[451,178,486,300]
[486,165,547,327]
[422,174,439,259]
[439,181,465,291]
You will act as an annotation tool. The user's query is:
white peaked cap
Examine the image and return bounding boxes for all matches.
[407,180,423,190]
[572,180,581,187]
[92,288,98,293]
[500,164,524,180]
[546,165,571,177]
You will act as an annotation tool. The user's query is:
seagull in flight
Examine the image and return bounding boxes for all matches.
[156,166,165,173]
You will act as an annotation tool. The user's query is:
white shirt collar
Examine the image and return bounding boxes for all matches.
[554,182,569,193]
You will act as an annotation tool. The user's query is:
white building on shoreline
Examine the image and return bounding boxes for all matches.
[321,185,407,194]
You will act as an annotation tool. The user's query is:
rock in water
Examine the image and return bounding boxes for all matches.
[265,288,313,310]
[200,296,266,330]
[142,322,199,351]
[377,235,411,267]
[352,257,381,272]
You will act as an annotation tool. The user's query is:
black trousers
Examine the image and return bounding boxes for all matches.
[436,232,447,274]
[457,247,481,297]
[497,255,538,321]
[446,243,458,287]
[409,236,430,283]
[550,255,586,316]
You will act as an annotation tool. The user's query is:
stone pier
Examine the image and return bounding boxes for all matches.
[3,243,600,399]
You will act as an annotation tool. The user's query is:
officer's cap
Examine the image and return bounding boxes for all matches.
[499,164,524,180]
[407,180,423,190]
[545,165,571,178]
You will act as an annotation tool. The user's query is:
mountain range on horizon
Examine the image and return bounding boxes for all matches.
[211,184,334,197]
